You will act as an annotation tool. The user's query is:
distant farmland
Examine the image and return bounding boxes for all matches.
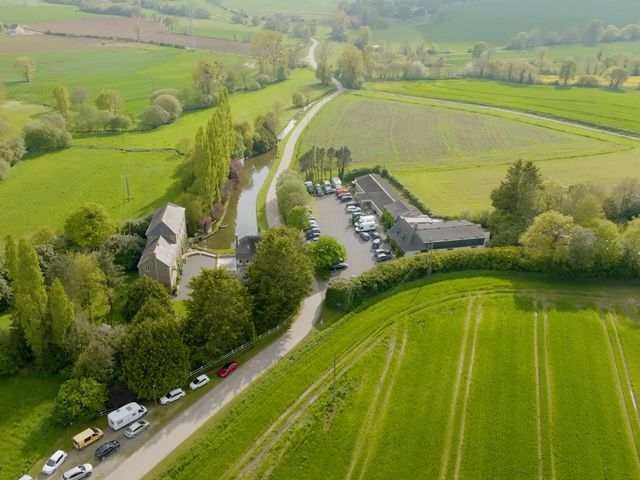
[299,92,640,215]
[156,273,640,480]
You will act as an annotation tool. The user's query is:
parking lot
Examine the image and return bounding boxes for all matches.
[313,194,383,278]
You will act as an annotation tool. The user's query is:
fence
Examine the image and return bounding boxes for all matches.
[188,321,287,378]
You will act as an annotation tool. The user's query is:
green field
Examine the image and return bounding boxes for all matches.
[0,0,90,24]
[370,80,640,135]
[0,148,183,239]
[0,374,66,479]
[222,0,337,15]
[0,39,247,113]
[299,91,639,215]
[0,68,330,239]
[409,0,640,48]
[154,272,640,479]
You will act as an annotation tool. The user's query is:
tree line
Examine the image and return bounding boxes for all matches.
[298,145,353,182]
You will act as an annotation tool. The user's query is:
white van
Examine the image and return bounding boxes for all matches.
[332,177,342,188]
[355,223,376,233]
[107,402,148,431]
[356,216,376,226]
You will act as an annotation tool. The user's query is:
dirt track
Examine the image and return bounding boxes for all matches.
[28,16,251,55]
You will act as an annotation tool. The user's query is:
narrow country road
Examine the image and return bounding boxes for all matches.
[98,39,341,480]
[378,91,640,142]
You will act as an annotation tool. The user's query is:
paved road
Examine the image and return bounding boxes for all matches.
[94,38,340,480]
[379,91,640,142]
[266,43,343,227]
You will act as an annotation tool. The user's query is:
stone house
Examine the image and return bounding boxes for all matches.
[137,203,187,290]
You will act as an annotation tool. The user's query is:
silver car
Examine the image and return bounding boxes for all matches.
[62,464,93,480]
[124,420,150,439]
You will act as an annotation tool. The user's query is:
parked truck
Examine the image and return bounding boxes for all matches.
[107,402,148,431]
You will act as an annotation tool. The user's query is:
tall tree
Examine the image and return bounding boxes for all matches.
[184,268,252,365]
[14,57,36,82]
[48,278,74,347]
[122,276,172,322]
[121,318,190,399]
[95,90,122,113]
[316,60,332,85]
[193,59,222,97]
[520,211,576,263]
[64,203,114,249]
[336,146,352,178]
[338,45,365,88]
[490,160,542,220]
[252,30,284,78]
[245,227,313,333]
[558,58,577,86]
[53,86,71,117]
[606,67,629,89]
[13,238,48,363]
[308,236,346,274]
[471,42,488,60]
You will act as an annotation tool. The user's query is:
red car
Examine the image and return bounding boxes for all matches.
[335,188,348,196]
[217,361,238,378]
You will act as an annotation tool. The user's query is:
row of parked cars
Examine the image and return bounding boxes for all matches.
[29,362,241,479]
[304,206,321,242]
[344,202,394,263]
[305,177,344,197]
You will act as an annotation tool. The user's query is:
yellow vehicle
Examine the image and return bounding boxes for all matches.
[72,427,104,450]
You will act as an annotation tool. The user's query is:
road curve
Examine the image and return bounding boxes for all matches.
[100,39,338,480]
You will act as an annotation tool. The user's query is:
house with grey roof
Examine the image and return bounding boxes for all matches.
[353,173,421,219]
[235,235,261,271]
[389,216,490,255]
[137,203,187,290]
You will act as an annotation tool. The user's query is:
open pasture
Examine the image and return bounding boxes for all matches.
[0,0,90,24]
[299,92,639,215]
[0,148,183,239]
[0,36,247,113]
[155,273,640,480]
[222,0,337,16]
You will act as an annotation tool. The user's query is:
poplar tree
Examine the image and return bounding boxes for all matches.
[49,278,74,347]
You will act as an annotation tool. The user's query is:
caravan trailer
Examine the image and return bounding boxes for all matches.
[107,402,148,431]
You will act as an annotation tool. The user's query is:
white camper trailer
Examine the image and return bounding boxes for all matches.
[107,402,148,431]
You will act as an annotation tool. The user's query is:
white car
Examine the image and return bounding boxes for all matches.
[124,420,150,439]
[18,475,33,480]
[345,206,361,213]
[42,450,67,475]
[62,464,93,480]
[189,374,211,391]
[159,388,186,405]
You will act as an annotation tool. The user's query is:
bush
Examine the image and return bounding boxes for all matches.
[276,65,289,82]
[575,75,600,87]
[139,104,171,130]
[153,94,183,120]
[101,234,146,271]
[0,160,9,181]
[256,74,271,86]
[23,113,71,151]
[53,378,107,425]
[151,88,178,100]
[107,114,132,132]
[292,92,305,108]
[248,80,262,91]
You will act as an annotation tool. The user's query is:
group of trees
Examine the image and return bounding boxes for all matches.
[298,145,353,181]
[474,160,640,276]
[0,113,26,181]
[276,170,310,230]
[251,30,297,85]
[507,20,640,50]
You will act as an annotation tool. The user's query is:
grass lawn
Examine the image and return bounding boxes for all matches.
[299,91,639,215]
[0,101,50,130]
[369,79,640,135]
[0,0,91,24]
[0,148,184,239]
[153,272,640,479]
[0,40,247,113]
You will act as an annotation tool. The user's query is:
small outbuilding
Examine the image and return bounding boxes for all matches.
[235,235,261,270]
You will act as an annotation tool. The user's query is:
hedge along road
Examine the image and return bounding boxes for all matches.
[97,40,339,480]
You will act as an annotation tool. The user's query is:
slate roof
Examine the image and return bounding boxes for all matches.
[384,199,422,218]
[236,235,261,256]
[137,235,179,268]
[146,203,185,238]
[353,174,400,213]
[390,216,489,253]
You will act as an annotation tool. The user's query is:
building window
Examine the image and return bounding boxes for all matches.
[246,260,250,264]
[145,265,150,273]
[237,259,243,265]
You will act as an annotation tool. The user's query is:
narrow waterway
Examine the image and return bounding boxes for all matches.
[200,149,276,249]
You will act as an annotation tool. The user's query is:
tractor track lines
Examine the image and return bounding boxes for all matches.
[533,307,544,480]
[610,312,640,429]
[438,297,476,480]
[345,334,399,480]
[600,311,640,471]
[542,306,556,480]
[452,302,482,480]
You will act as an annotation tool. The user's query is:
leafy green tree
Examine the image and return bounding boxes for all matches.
[132,297,176,324]
[308,236,346,273]
[101,234,146,271]
[623,218,640,273]
[95,90,122,113]
[606,67,629,89]
[471,41,488,60]
[292,92,305,108]
[121,318,190,399]
[315,60,332,85]
[53,86,71,117]
[491,160,543,220]
[246,227,313,333]
[23,113,71,151]
[559,58,577,85]
[14,57,36,82]
[561,184,603,225]
[184,268,252,364]
[122,276,172,322]
[286,205,311,230]
[139,104,171,130]
[153,94,183,120]
[64,203,114,249]
[252,30,284,78]
[49,278,74,347]
[53,378,107,425]
[520,211,576,263]
[72,336,117,384]
[337,45,365,88]
[193,59,222,97]
[68,254,110,321]
[590,218,624,271]
[567,226,597,271]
